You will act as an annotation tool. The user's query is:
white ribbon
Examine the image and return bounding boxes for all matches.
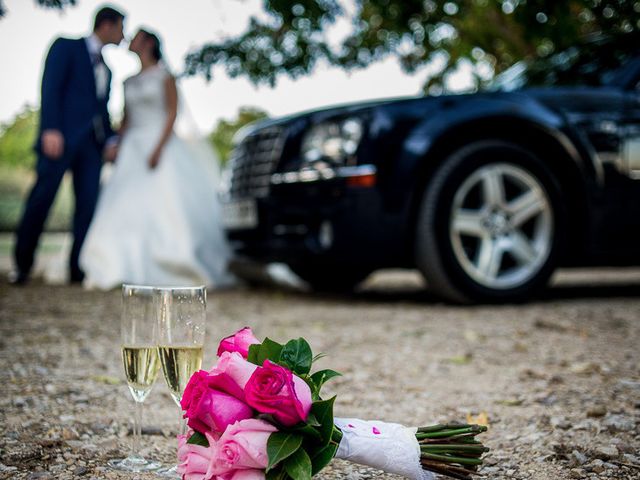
[334,418,434,480]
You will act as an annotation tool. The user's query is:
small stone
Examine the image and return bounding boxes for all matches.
[617,379,640,390]
[33,365,50,376]
[586,406,607,418]
[572,450,588,466]
[570,362,600,375]
[0,464,18,473]
[551,416,571,429]
[570,468,586,478]
[622,454,639,464]
[62,428,78,440]
[73,466,88,476]
[593,446,618,460]
[27,473,52,480]
[603,414,635,432]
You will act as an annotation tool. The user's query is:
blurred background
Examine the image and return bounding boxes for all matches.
[0,0,637,235]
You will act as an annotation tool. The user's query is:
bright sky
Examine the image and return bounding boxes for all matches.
[0,0,446,133]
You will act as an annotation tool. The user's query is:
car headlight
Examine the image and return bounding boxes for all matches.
[301,118,363,165]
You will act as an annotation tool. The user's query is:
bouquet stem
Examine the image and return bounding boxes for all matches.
[416,424,489,480]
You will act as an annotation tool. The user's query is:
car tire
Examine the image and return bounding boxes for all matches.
[291,263,371,292]
[415,140,566,303]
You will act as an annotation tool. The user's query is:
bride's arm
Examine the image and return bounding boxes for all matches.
[119,106,129,136]
[148,74,178,169]
[103,106,128,164]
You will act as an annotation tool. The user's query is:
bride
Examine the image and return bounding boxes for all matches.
[79,29,234,289]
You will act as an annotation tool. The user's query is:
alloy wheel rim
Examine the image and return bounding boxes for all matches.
[449,163,553,290]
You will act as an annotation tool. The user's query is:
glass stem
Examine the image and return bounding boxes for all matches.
[132,400,143,459]
[178,406,187,436]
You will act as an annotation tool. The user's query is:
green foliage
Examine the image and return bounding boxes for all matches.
[0,0,76,17]
[0,167,74,232]
[186,431,209,447]
[279,338,313,376]
[283,447,312,480]
[0,106,38,170]
[309,443,338,476]
[310,397,336,445]
[266,432,304,470]
[248,337,284,366]
[309,369,341,399]
[183,0,640,92]
[209,107,268,166]
[0,107,73,232]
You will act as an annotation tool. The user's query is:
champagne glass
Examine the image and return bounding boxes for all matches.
[109,284,161,472]
[157,286,206,476]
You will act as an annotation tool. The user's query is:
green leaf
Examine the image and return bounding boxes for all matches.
[249,337,284,366]
[304,413,321,427]
[284,447,312,480]
[311,396,336,446]
[186,431,209,447]
[247,343,261,365]
[310,369,341,389]
[310,443,338,475]
[279,338,313,375]
[265,469,287,480]
[311,352,327,364]
[289,424,322,441]
[267,432,303,471]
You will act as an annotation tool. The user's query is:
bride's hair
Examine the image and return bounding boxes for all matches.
[140,28,163,61]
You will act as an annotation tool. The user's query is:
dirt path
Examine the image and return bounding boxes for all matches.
[1,272,639,479]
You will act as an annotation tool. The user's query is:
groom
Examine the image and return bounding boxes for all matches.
[11,6,125,285]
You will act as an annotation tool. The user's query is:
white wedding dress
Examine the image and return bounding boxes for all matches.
[79,64,234,290]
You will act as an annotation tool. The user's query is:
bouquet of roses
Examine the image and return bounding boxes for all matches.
[178,328,489,480]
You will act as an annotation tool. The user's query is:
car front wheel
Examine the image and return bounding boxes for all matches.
[415,140,565,303]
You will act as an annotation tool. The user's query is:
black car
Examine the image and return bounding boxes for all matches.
[221,38,640,302]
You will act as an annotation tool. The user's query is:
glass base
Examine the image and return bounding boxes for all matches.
[156,464,180,478]
[108,455,162,472]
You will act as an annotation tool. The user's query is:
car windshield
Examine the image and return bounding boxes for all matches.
[488,35,638,91]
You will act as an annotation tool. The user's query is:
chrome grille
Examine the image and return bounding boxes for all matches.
[228,127,284,199]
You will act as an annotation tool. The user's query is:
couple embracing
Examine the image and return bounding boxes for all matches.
[12,6,233,289]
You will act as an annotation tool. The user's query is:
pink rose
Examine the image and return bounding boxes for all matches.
[216,470,265,480]
[177,432,216,480]
[208,352,259,400]
[228,470,266,480]
[209,419,277,476]
[217,327,260,358]
[244,361,312,426]
[180,370,254,435]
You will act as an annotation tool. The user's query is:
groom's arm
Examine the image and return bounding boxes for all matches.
[102,69,117,145]
[40,38,70,133]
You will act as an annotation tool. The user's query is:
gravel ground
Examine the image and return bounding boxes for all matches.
[1,265,640,480]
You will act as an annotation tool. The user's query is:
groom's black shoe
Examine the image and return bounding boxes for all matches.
[69,269,85,284]
[8,270,29,286]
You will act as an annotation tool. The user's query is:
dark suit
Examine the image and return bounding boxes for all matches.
[15,37,114,280]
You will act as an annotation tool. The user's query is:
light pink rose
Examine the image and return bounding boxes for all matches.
[228,470,266,480]
[208,352,259,400]
[217,327,260,358]
[180,370,254,435]
[244,361,313,427]
[177,432,216,480]
[215,469,265,480]
[209,419,277,476]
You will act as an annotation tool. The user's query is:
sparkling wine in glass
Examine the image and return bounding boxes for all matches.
[109,284,161,472]
[157,286,206,476]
